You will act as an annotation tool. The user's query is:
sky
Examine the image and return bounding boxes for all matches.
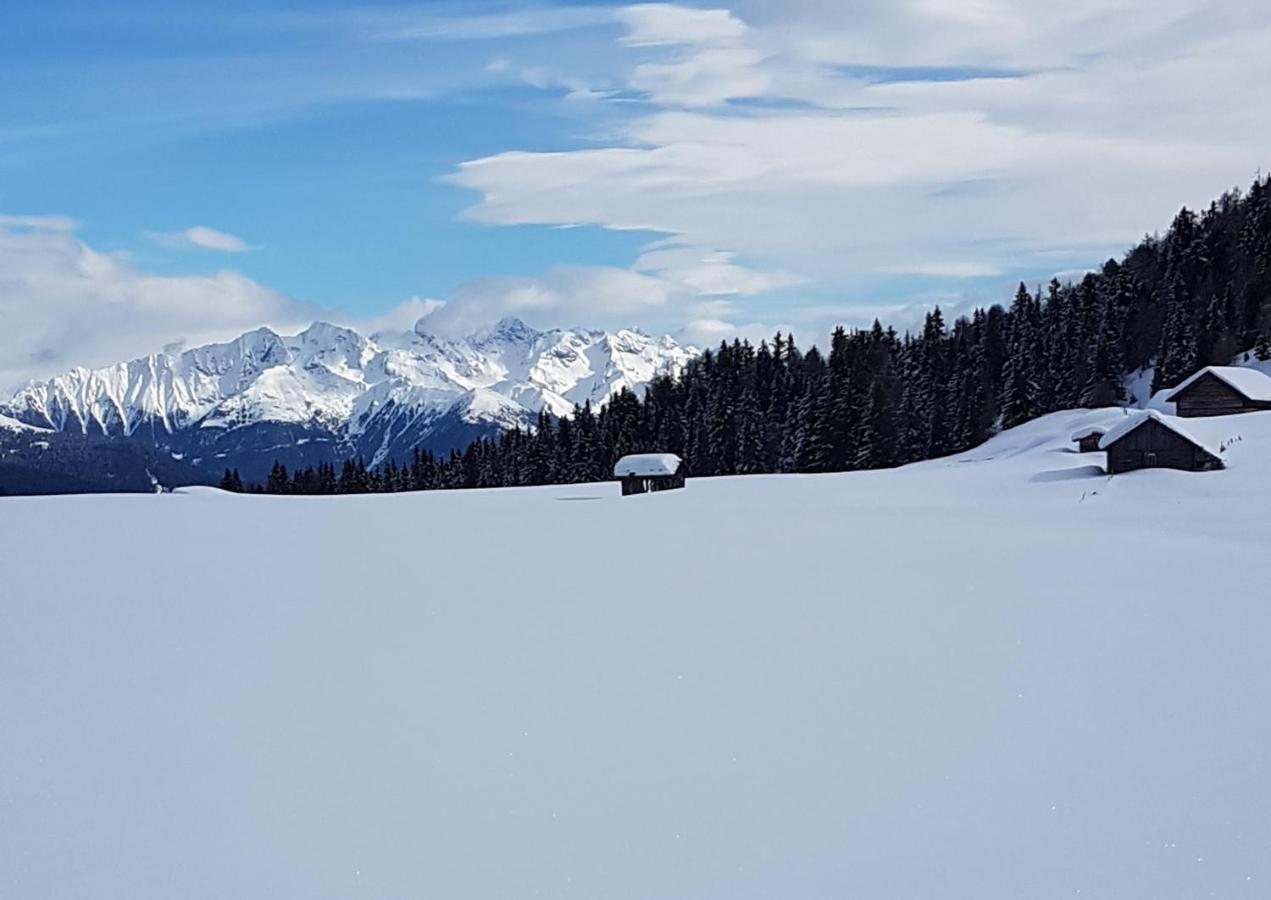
[2,0,1270,388]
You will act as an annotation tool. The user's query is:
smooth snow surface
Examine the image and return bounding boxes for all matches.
[1068,424,1106,441]
[613,452,683,477]
[1166,365,1271,402]
[4,408,1271,899]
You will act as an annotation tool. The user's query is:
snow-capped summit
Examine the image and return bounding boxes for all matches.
[2,319,697,480]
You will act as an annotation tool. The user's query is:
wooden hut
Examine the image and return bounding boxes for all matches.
[1098,411,1223,475]
[614,453,685,496]
[1165,366,1271,418]
[1070,425,1106,453]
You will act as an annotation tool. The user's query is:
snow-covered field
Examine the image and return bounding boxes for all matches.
[3,408,1270,899]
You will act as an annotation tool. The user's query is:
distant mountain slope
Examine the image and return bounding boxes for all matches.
[1,318,696,483]
[0,424,214,496]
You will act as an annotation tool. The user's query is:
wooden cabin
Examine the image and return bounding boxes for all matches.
[1098,411,1223,475]
[614,453,685,496]
[1165,366,1271,418]
[1070,426,1106,453]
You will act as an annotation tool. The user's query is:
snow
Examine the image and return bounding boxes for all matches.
[0,412,45,433]
[5,408,1271,898]
[2,318,696,441]
[1096,409,1223,457]
[1165,365,1271,403]
[1068,424,1106,441]
[1123,365,1156,407]
[613,452,683,477]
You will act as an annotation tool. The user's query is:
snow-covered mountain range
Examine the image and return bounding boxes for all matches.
[1,318,696,480]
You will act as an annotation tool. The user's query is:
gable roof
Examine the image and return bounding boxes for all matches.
[1070,425,1107,441]
[614,453,682,477]
[1097,410,1222,458]
[1165,366,1271,403]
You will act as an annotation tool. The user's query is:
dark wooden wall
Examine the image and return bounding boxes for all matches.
[1105,418,1222,474]
[620,473,686,496]
[1076,434,1103,453]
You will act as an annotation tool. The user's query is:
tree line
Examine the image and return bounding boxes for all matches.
[224,176,1271,496]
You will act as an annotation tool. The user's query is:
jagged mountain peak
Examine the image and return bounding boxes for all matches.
[2,319,698,479]
[471,316,538,344]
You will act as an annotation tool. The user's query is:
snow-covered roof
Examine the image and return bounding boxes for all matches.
[1165,366,1271,403]
[1070,425,1107,441]
[1097,410,1222,457]
[614,453,682,477]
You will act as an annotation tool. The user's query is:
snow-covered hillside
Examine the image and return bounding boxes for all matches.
[4,409,1271,898]
[0,318,696,477]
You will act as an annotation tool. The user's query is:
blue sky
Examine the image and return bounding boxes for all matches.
[2,0,1269,386]
[2,1,651,305]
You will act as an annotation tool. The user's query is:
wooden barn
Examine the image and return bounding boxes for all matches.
[614,453,685,496]
[1165,366,1271,418]
[1070,425,1106,453]
[1098,411,1223,475]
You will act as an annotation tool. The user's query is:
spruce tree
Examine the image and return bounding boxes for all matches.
[1256,331,1271,362]
[735,387,765,474]
[265,461,289,494]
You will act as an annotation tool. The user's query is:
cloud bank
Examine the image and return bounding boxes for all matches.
[0,219,311,390]
[446,0,1271,336]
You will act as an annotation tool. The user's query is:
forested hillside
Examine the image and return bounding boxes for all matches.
[238,175,1271,494]
[0,429,213,496]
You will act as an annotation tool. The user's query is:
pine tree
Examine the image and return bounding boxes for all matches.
[1000,283,1042,427]
[777,397,802,473]
[1153,274,1198,393]
[1256,331,1271,362]
[735,387,765,474]
[853,379,895,469]
[265,461,289,494]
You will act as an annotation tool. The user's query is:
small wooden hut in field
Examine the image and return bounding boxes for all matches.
[1098,411,1223,475]
[614,453,685,496]
[1070,426,1106,453]
[1165,366,1271,418]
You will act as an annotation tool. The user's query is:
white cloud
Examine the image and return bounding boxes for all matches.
[901,262,1005,279]
[617,4,749,47]
[422,266,677,337]
[149,226,254,253]
[0,219,315,391]
[446,0,1271,337]
[351,296,446,336]
[632,243,801,296]
[358,6,616,42]
[0,214,78,232]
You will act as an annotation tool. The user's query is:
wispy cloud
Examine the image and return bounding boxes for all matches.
[445,0,1271,338]
[0,214,78,233]
[148,226,254,253]
[617,4,748,47]
[359,5,616,42]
